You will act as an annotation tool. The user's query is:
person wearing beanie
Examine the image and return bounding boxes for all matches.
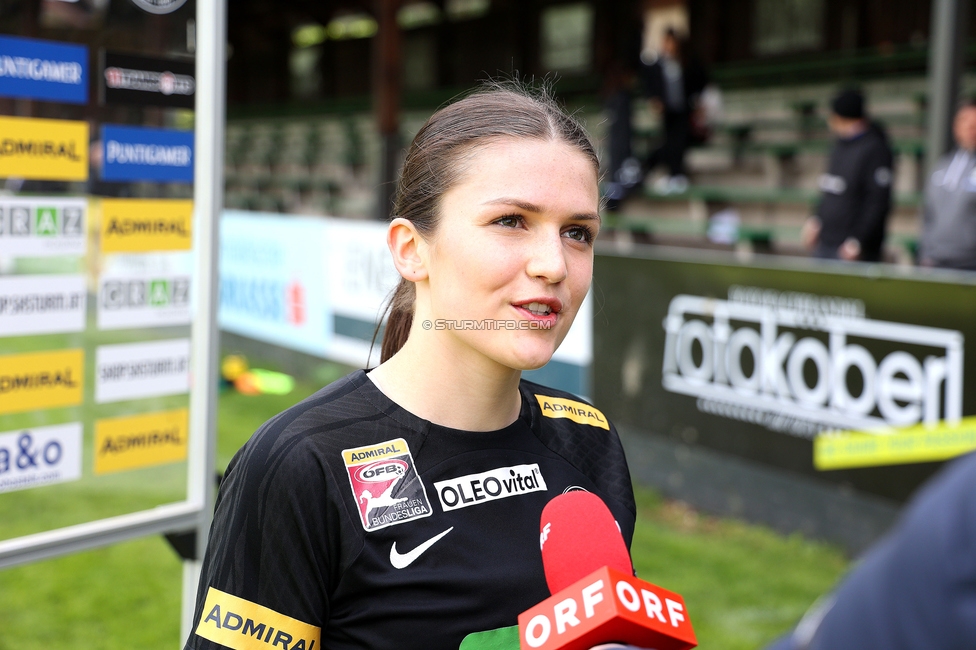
[802,89,894,262]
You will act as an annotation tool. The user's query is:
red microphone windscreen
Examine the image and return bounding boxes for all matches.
[539,490,633,594]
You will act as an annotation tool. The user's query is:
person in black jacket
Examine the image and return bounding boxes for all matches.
[640,28,707,194]
[802,89,894,262]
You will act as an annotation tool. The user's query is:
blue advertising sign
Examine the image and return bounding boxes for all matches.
[0,35,88,104]
[101,124,193,183]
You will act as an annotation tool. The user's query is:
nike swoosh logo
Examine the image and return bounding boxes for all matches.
[389,527,454,569]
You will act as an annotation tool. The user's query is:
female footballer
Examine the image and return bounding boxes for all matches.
[186,83,636,650]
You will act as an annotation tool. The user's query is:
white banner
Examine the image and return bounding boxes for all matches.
[0,197,87,257]
[97,253,191,330]
[0,423,83,494]
[0,274,86,336]
[95,338,191,403]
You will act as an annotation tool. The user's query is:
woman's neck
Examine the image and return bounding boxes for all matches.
[367,335,523,432]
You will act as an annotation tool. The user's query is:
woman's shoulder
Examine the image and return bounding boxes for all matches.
[518,378,635,517]
[226,369,398,478]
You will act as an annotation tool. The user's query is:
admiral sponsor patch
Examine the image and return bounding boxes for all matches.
[535,395,609,430]
[195,587,320,650]
[342,438,432,532]
[434,463,547,512]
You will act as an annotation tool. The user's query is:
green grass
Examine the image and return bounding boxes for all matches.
[630,489,848,650]
[0,367,850,649]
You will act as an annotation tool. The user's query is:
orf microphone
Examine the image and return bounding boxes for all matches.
[518,491,697,650]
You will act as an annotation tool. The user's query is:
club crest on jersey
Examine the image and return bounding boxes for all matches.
[342,438,432,532]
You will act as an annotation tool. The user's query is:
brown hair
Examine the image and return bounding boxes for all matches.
[377,81,600,363]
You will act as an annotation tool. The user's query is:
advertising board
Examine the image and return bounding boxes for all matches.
[0,116,88,181]
[100,50,195,108]
[0,35,88,104]
[101,124,194,183]
[218,212,330,357]
[593,247,976,503]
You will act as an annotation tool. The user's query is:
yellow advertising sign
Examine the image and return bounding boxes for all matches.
[0,116,88,181]
[100,198,193,252]
[535,394,610,430]
[814,417,976,470]
[94,408,188,475]
[0,349,84,414]
[194,587,321,650]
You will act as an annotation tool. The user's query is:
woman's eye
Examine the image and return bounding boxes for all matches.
[495,215,522,228]
[565,225,595,243]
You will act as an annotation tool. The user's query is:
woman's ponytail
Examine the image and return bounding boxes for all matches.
[380,278,415,362]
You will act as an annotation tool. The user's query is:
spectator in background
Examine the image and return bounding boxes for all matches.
[918,98,976,270]
[602,64,644,212]
[640,28,707,195]
[802,89,893,262]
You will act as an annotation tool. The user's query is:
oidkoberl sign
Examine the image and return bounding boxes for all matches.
[593,247,976,503]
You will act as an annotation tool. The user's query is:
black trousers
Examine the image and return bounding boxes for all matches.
[647,110,690,177]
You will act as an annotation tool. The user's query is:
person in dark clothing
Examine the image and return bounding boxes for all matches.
[640,29,707,194]
[803,89,894,262]
[764,451,976,650]
[602,66,643,211]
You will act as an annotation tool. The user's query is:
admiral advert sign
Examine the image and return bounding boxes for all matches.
[95,338,190,403]
[0,423,83,495]
[93,408,188,474]
[0,35,88,104]
[101,124,193,183]
[0,349,84,415]
[0,275,86,336]
[0,197,87,257]
[101,50,194,108]
[0,116,88,181]
[342,438,432,531]
[100,198,193,252]
[593,249,976,503]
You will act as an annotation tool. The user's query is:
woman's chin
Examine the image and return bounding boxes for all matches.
[501,346,558,372]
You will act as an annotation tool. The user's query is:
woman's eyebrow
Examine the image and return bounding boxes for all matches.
[482,197,542,212]
[483,197,601,222]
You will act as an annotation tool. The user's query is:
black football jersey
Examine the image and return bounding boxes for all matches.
[185,369,636,650]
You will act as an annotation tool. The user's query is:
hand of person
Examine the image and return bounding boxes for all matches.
[839,237,861,261]
[801,217,821,250]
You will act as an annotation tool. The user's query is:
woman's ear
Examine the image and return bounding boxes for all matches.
[387,217,429,282]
